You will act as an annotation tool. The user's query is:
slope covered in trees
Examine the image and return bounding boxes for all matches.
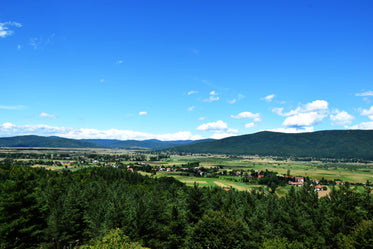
[0,135,105,148]
[0,161,372,248]
[0,135,213,150]
[171,130,373,160]
[80,138,214,149]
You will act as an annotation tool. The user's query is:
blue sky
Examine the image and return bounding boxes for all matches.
[1,0,373,140]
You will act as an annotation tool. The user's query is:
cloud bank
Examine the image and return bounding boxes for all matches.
[0,122,202,141]
[273,100,329,131]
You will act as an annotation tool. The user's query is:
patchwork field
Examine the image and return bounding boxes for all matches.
[2,149,372,197]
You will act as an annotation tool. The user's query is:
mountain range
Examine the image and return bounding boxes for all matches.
[0,135,210,150]
[171,130,373,160]
[1,130,373,159]
[80,138,213,150]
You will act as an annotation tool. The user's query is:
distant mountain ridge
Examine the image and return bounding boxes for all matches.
[170,130,373,160]
[80,138,214,149]
[0,135,105,148]
[0,135,213,150]
[1,130,373,160]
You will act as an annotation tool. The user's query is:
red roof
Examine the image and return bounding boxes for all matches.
[290,181,303,186]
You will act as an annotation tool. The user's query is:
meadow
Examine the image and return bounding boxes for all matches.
[2,148,371,197]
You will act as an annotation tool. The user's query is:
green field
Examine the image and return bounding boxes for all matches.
[161,155,373,183]
[2,150,373,197]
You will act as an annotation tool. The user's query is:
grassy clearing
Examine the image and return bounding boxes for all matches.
[276,186,291,198]
[317,186,331,198]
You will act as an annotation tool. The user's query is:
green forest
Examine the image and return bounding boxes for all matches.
[0,161,372,249]
[172,130,373,160]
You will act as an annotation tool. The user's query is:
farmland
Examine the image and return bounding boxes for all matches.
[1,148,372,197]
[1,148,373,248]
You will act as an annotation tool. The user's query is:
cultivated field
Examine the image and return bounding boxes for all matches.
[1,149,372,197]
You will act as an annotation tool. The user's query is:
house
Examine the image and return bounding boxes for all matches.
[335,181,343,185]
[289,181,303,187]
[315,185,323,191]
[294,176,304,182]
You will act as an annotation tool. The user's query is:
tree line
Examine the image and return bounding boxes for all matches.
[0,161,372,248]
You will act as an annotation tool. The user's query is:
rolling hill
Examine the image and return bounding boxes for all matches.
[170,130,373,160]
[2,130,373,159]
[80,139,212,149]
[0,135,105,148]
[0,135,214,150]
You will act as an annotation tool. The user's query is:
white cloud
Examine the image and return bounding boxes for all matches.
[348,122,373,130]
[330,110,354,125]
[356,90,373,97]
[231,111,260,121]
[2,122,16,129]
[196,120,238,135]
[17,44,21,50]
[1,123,69,136]
[197,120,228,132]
[273,100,329,128]
[304,100,329,112]
[187,90,198,95]
[0,122,203,141]
[262,94,275,102]
[0,105,25,110]
[100,78,105,83]
[188,106,195,111]
[283,112,325,127]
[39,112,57,119]
[117,60,123,64]
[204,96,219,102]
[245,123,255,128]
[210,132,237,139]
[227,128,239,133]
[203,91,219,102]
[228,99,236,104]
[273,100,329,117]
[198,117,207,121]
[360,106,373,120]
[0,21,22,38]
[139,111,147,116]
[272,107,284,116]
[267,127,314,133]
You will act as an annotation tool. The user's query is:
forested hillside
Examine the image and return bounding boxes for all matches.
[172,130,373,160]
[0,135,213,150]
[80,138,213,149]
[0,162,372,248]
[0,135,104,148]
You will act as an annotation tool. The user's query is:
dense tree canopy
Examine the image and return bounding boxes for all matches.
[0,161,372,248]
